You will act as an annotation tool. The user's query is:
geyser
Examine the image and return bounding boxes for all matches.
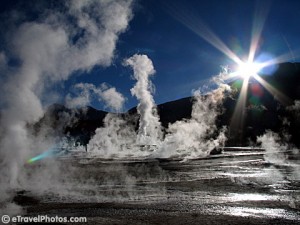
[88,54,162,157]
[124,54,163,145]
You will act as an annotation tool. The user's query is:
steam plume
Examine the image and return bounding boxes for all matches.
[257,131,288,165]
[158,86,228,159]
[88,54,162,157]
[124,54,162,145]
[88,113,137,158]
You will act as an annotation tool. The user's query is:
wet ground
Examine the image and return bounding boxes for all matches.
[14,148,300,224]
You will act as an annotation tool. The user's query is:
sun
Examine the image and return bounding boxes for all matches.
[237,61,261,79]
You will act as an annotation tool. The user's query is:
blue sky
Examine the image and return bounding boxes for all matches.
[1,0,300,112]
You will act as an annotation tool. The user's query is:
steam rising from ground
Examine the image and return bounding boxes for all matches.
[158,88,228,159]
[257,100,300,166]
[89,54,163,157]
[257,100,300,182]
[0,0,133,212]
[89,113,137,157]
[125,54,163,145]
[257,131,289,165]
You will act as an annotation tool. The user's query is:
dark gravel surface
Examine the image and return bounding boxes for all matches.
[12,148,300,224]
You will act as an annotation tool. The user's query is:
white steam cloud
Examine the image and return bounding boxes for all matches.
[66,83,95,108]
[100,84,126,112]
[157,87,228,159]
[257,100,300,166]
[124,54,162,145]
[0,0,133,206]
[66,82,125,111]
[257,131,288,165]
[88,113,137,157]
[287,100,300,116]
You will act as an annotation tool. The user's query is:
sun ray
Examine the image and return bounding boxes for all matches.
[221,71,241,80]
[260,50,300,68]
[166,3,242,65]
[252,74,292,106]
[248,1,270,63]
[230,76,250,143]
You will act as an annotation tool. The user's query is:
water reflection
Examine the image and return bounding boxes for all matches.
[213,206,300,221]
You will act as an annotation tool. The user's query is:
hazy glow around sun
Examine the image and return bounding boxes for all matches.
[237,61,261,79]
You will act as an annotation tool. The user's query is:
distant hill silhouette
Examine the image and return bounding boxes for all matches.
[38,62,300,147]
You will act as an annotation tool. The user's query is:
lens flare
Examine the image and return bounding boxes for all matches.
[27,147,61,164]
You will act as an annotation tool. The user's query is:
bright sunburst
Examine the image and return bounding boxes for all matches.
[237,61,261,79]
[170,0,294,140]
